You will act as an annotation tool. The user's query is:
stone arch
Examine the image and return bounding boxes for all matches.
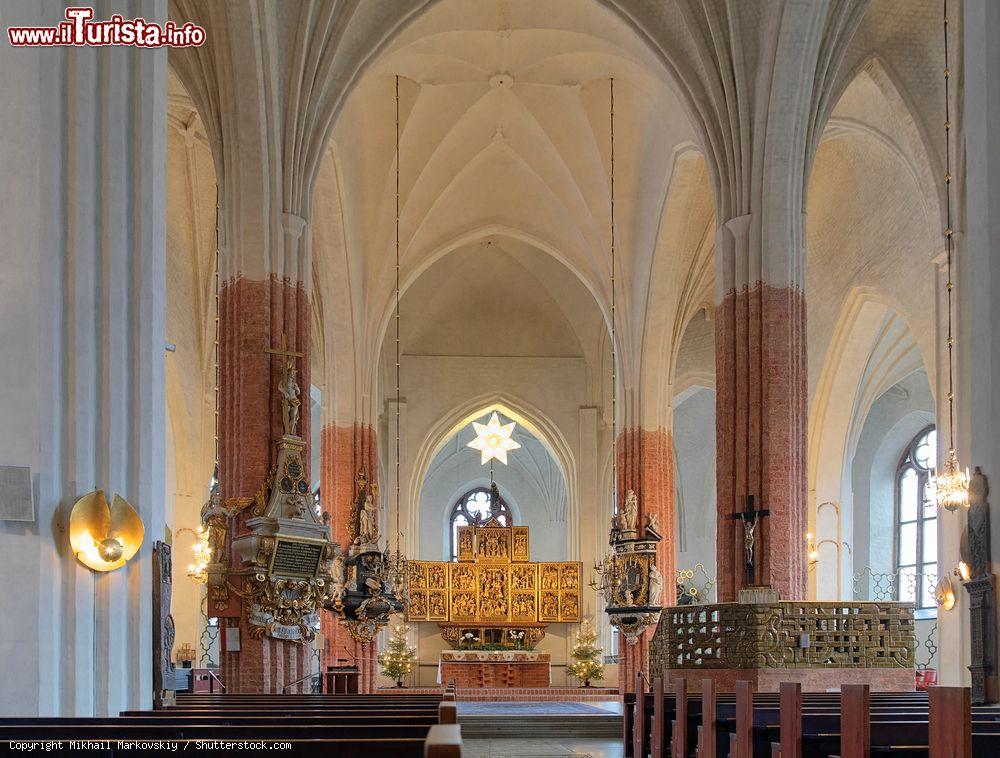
[807,287,931,599]
[407,395,579,560]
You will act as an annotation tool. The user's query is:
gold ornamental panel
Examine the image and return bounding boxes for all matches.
[477,527,510,562]
[539,590,560,621]
[451,591,477,621]
[405,524,583,624]
[540,563,560,590]
[477,566,509,620]
[427,590,448,621]
[512,527,530,562]
[427,563,448,590]
[450,563,477,592]
[457,526,475,562]
[511,591,537,621]
[560,590,580,621]
[408,590,428,620]
[510,564,537,591]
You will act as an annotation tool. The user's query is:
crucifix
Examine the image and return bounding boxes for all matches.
[265,332,304,437]
[729,495,770,587]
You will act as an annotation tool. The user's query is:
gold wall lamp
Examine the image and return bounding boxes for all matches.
[69,490,144,571]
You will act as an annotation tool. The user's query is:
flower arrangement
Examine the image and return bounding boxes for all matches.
[508,629,526,649]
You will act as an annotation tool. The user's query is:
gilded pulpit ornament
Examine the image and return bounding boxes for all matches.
[593,489,663,644]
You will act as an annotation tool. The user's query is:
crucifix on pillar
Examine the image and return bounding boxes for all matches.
[729,495,770,587]
[265,332,304,438]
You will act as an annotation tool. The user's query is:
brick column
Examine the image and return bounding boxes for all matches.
[216,275,312,693]
[319,422,379,691]
[616,427,676,693]
[715,274,807,602]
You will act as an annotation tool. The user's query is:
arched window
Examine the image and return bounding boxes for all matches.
[449,488,512,561]
[895,426,937,611]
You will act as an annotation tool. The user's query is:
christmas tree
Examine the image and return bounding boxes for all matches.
[567,619,605,687]
[378,623,418,687]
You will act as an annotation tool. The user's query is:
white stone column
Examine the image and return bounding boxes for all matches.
[958,0,1000,690]
[0,0,167,716]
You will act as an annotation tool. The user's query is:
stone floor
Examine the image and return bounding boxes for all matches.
[462,738,624,758]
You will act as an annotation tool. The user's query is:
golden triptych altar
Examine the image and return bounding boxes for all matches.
[406,522,581,688]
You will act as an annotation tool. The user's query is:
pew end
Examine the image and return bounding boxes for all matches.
[425,724,462,758]
[438,701,458,724]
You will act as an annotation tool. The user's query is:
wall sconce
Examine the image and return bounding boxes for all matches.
[69,490,144,572]
[956,561,972,582]
[806,533,819,567]
[935,576,957,611]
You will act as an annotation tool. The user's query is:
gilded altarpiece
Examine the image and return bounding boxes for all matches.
[406,523,581,625]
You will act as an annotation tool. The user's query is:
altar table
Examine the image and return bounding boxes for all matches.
[438,650,551,688]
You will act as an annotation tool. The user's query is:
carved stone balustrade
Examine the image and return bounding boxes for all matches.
[649,601,916,692]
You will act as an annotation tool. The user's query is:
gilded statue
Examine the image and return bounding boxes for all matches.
[621,489,639,533]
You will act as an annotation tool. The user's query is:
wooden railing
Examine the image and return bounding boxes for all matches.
[650,601,915,674]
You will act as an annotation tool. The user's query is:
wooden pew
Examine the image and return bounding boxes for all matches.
[672,676,688,758]
[840,684,870,758]
[651,677,665,758]
[929,686,972,758]
[633,672,647,758]
[696,678,716,758]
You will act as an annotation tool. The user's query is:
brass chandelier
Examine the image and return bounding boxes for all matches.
[930,0,969,511]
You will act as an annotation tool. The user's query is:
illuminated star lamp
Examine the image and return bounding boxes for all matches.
[467,412,521,465]
[69,490,144,572]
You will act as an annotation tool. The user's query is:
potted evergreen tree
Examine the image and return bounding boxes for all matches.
[566,619,604,688]
[378,624,418,687]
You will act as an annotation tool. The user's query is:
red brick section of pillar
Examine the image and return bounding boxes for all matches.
[616,428,676,694]
[217,274,312,693]
[319,423,379,691]
[715,275,807,602]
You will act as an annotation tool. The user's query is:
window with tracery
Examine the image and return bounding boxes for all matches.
[895,426,937,611]
[448,487,511,561]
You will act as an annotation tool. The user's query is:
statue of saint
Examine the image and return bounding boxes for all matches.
[621,489,639,533]
[278,360,301,437]
[648,564,663,607]
[356,493,379,546]
[645,512,660,536]
[200,487,228,565]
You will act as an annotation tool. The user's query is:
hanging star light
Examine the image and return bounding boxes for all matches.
[467,412,521,465]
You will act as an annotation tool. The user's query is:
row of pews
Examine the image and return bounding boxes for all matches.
[0,686,463,756]
[624,674,1000,757]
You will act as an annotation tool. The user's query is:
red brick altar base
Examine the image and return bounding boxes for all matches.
[382,687,620,702]
[441,660,550,688]
[661,667,915,693]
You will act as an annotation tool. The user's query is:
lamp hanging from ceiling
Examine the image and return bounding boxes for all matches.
[930,0,969,512]
[591,77,663,645]
[383,73,411,607]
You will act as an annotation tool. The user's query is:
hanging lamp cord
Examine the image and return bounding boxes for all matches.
[942,1,957,463]
[395,75,402,555]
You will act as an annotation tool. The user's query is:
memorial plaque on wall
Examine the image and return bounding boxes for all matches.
[0,466,33,521]
[269,539,324,577]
